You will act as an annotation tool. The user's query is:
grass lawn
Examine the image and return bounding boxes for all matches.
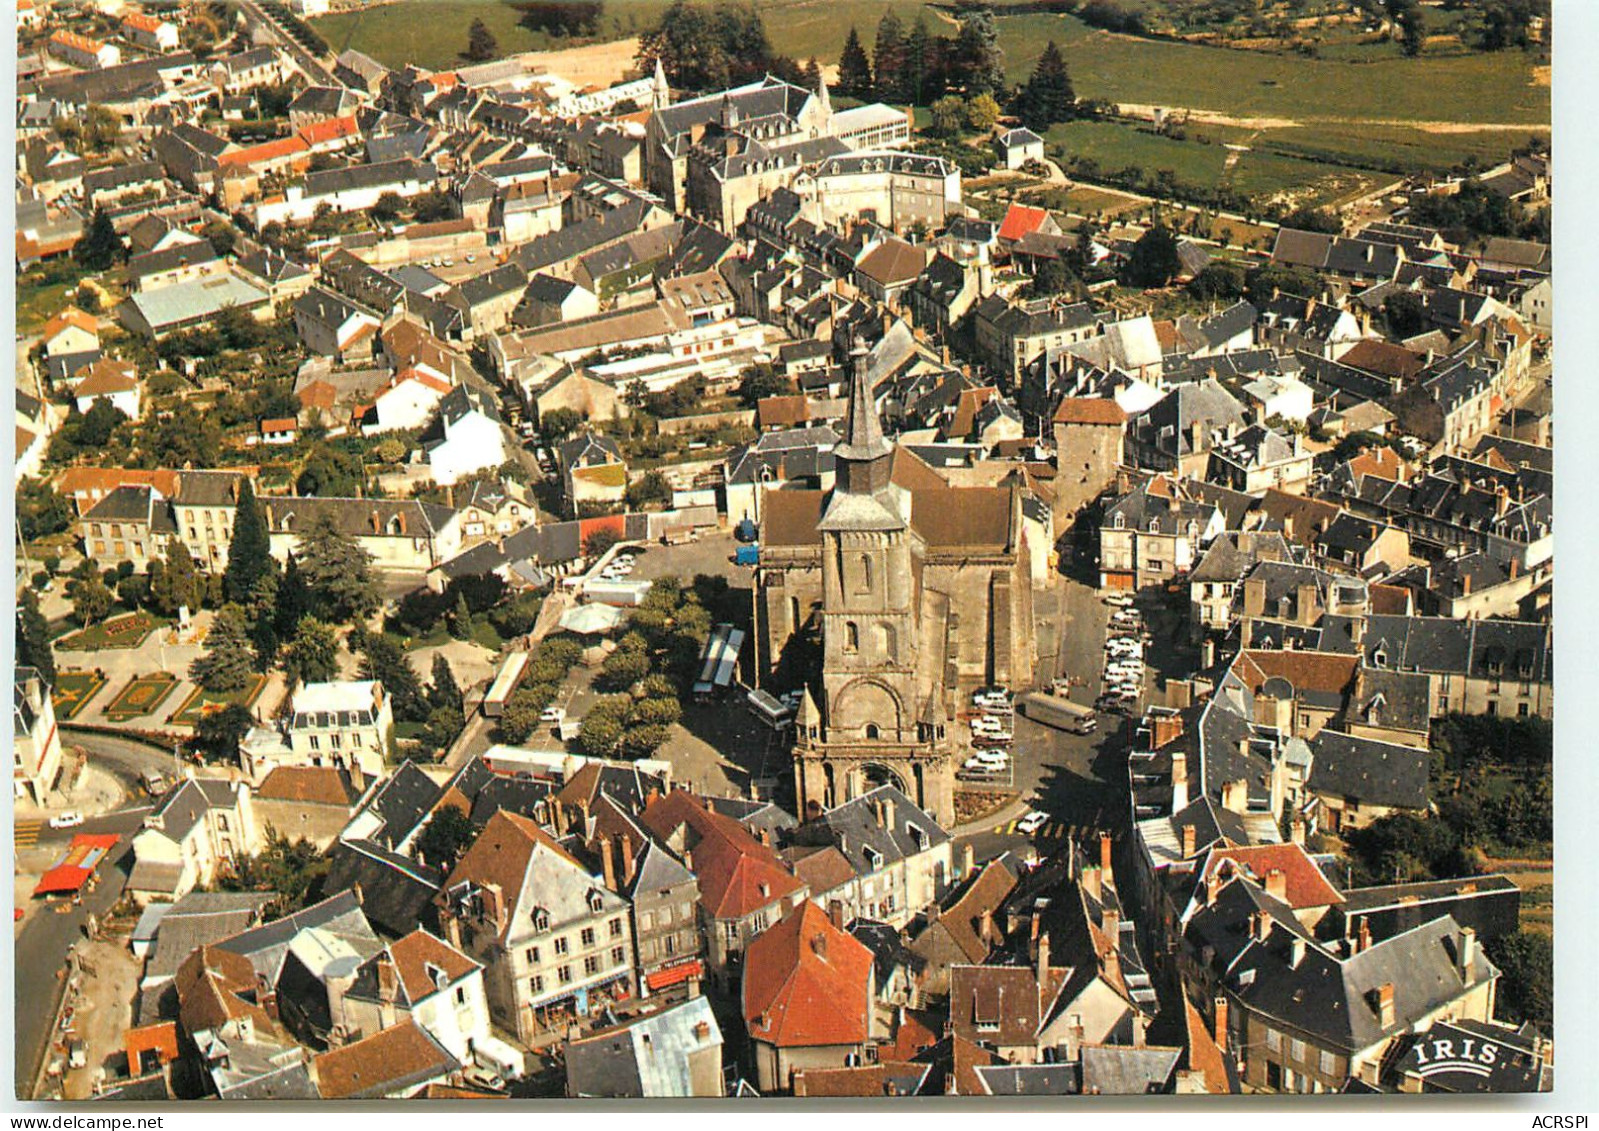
[104,672,180,722]
[52,671,107,721]
[996,11,1547,128]
[169,675,268,727]
[18,279,74,336]
[56,612,168,652]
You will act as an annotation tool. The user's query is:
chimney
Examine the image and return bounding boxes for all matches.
[882,797,896,830]
[683,847,695,875]
[979,908,995,947]
[1102,907,1119,942]
[1082,864,1101,903]
[1509,557,1521,579]
[1213,997,1229,1053]
[599,834,617,891]
[1264,868,1287,902]
[1102,937,1120,984]
[1459,927,1477,979]
[1290,815,1305,846]
[1099,832,1113,878]
[1170,750,1189,812]
[1036,931,1050,984]
[1250,911,1271,943]
[810,931,828,962]
[1180,822,1197,859]
[1376,982,1395,1028]
[621,834,636,885]
[759,826,773,849]
[1221,778,1248,814]
[1461,571,1472,596]
[828,898,845,930]
[1357,918,1372,954]
[962,842,975,880]
[481,882,506,932]
[1289,936,1306,969]
[377,953,397,1005]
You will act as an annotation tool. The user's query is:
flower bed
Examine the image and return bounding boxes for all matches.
[105,673,181,722]
[56,613,166,652]
[169,675,268,727]
[51,671,107,721]
[953,789,1018,828]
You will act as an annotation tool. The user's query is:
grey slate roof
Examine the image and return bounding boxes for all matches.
[1307,730,1429,810]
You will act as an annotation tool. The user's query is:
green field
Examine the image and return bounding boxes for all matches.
[169,675,268,727]
[105,673,180,722]
[52,671,106,721]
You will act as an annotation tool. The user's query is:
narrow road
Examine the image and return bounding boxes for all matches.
[236,0,342,87]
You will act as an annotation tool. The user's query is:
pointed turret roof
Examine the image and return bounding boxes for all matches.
[834,336,890,465]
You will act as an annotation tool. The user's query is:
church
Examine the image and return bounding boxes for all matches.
[755,341,1036,826]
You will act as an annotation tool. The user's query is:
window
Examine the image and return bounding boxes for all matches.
[580,927,596,947]
[663,934,676,956]
[609,917,623,937]
[1266,1029,1282,1053]
[330,732,342,749]
[525,946,540,965]
[844,622,859,653]
[583,955,599,976]
[865,723,881,740]
[351,732,362,747]
[554,936,569,956]
[1319,1050,1335,1076]
[1289,1038,1306,1063]
[308,735,320,751]
[1486,700,1498,716]
[641,911,654,931]
[858,553,873,594]
[530,975,544,995]
[532,908,550,932]
[558,965,571,985]
[455,986,468,1006]
[611,946,625,966]
[1518,702,1530,717]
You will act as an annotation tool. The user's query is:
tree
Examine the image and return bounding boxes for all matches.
[737,365,793,406]
[1391,0,1426,54]
[274,554,313,638]
[17,481,74,542]
[224,478,274,604]
[583,527,621,559]
[1024,256,1079,300]
[903,14,934,105]
[221,828,328,915]
[76,398,128,449]
[371,192,404,224]
[17,589,56,684]
[872,11,906,103]
[296,443,364,497]
[68,574,113,627]
[416,803,478,869]
[1188,262,1247,301]
[428,653,464,715]
[626,470,673,509]
[500,685,556,743]
[190,604,256,691]
[448,592,473,640]
[148,546,204,617]
[282,616,339,685]
[950,4,1004,96]
[930,94,967,138]
[1383,290,1428,338]
[246,572,280,671]
[1017,40,1075,131]
[421,704,465,754]
[966,92,1001,131]
[837,26,872,98]
[1483,931,1551,1030]
[1122,225,1183,288]
[192,702,255,763]
[74,208,122,271]
[573,696,630,758]
[358,632,428,722]
[295,512,380,622]
[540,406,582,443]
[465,18,498,62]
[598,637,651,692]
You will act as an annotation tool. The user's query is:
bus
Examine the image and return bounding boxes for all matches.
[1020,691,1097,734]
[745,688,794,730]
[692,623,746,700]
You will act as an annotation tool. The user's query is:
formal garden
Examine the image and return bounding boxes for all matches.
[104,672,181,723]
[50,670,107,721]
[169,675,269,728]
[56,611,167,652]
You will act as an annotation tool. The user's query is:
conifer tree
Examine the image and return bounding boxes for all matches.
[837,26,872,97]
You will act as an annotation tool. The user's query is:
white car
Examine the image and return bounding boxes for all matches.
[1109,683,1141,698]
[540,706,566,724]
[971,691,1011,710]
[964,756,1007,772]
[971,716,1007,733]
[49,811,84,830]
[1103,594,1133,608]
[967,749,1009,766]
[1016,810,1049,835]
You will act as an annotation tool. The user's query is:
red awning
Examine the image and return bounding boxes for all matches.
[645,959,704,991]
[32,833,119,896]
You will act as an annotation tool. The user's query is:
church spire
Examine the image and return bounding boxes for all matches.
[815,68,831,119]
[652,56,670,110]
[834,335,893,494]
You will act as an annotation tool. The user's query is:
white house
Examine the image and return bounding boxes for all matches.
[242,680,395,783]
[127,777,261,904]
[121,12,181,52]
[423,385,510,488]
[998,127,1045,171]
[73,358,144,421]
[339,929,493,1066]
[363,368,453,435]
[49,30,122,69]
[1241,373,1315,426]
[1516,276,1551,334]
[292,287,382,364]
[14,667,63,803]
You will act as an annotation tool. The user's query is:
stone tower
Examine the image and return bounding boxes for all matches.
[793,339,955,825]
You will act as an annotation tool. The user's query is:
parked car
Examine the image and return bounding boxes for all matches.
[49,811,84,830]
[540,706,566,724]
[966,749,1009,767]
[1016,810,1050,835]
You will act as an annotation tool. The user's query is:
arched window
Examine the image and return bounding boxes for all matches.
[859,552,873,593]
[1112,514,1125,530]
[844,621,859,652]
[865,723,881,740]
[878,622,897,660]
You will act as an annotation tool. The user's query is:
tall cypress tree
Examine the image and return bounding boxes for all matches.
[903,14,933,105]
[872,11,906,103]
[224,477,273,604]
[838,27,872,98]
[17,589,55,685]
[1018,40,1075,130]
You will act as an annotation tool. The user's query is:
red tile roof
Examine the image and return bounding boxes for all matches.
[997,203,1051,243]
[218,135,310,168]
[1233,649,1359,699]
[122,12,166,33]
[1052,396,1127,426]
[42,307,98,341]
[386,929,480,1000]
[742,900,873,1048]
[640,790,802,920]
[313,1018,455,1099]
[1182,999,1234,1094]
[1198,842,1345,910]
[298,114,360,148]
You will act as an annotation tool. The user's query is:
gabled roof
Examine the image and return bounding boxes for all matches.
[640,790,802,920]
[997,203,1052,243]
[742,900,873,1048]
[313,1018,459,1099]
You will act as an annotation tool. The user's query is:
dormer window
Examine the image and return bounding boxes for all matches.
[587,889,604,913]
[1112,514,1125,530]
[532,907,550,932]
